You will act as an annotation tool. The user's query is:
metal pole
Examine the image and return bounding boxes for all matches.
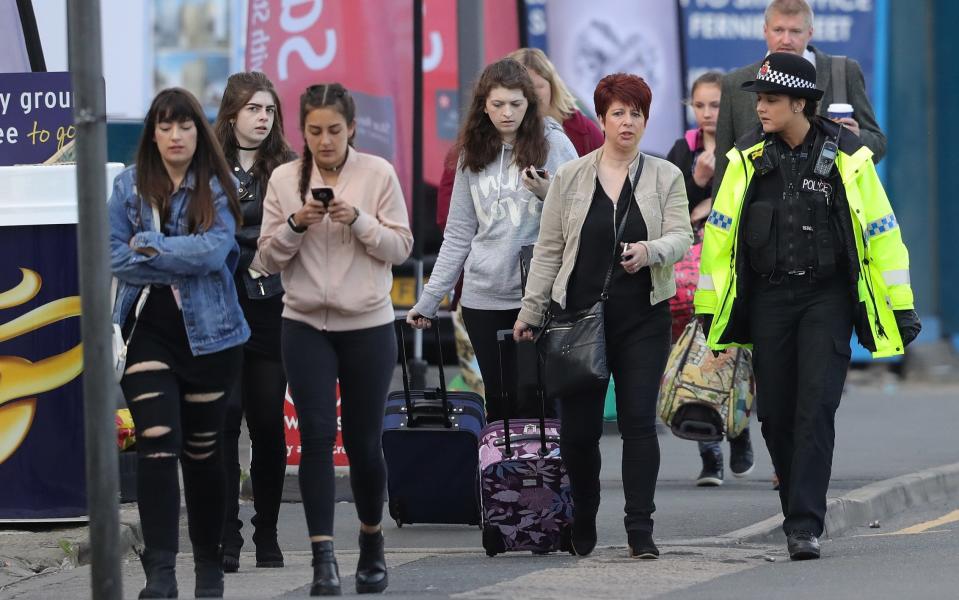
[457,0,484,116]
[67,0,123,598]
[410,0,428,389]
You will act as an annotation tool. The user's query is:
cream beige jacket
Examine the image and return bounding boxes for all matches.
[258,151,412,332]
[518,149,693,327]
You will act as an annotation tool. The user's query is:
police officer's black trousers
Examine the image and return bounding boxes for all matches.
[749,273,852,537]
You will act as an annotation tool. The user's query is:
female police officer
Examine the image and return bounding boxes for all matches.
[694,52,921,561]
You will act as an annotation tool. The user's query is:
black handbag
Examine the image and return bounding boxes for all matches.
[242,270,284,299]
[539,154,645,398]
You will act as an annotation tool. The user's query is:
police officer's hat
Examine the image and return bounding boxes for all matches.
[741,52,824,101]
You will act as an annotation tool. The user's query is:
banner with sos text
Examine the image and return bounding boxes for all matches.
[284,384,348,471]
[246,0,413,204]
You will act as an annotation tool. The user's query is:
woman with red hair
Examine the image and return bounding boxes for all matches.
[514,73,692,559]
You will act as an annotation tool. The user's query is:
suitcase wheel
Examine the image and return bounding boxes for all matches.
[482,526,505,557]
[560,524,573,555]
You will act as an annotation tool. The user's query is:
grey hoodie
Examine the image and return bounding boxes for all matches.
[414,120,578,317]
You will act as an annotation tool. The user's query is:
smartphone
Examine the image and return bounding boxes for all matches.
[310,187,334,207]
[525,167,547,178]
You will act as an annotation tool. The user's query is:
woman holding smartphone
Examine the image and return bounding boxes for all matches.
[110,88,247,598]
[212,71,295,573]
[407,58,576,424]
[258,82,412,595]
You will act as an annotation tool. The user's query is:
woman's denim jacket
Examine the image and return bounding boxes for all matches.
[109,165,250,355]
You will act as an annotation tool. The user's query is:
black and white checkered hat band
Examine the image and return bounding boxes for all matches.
[757,67,816,91]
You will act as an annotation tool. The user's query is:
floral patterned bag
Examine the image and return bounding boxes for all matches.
[479,333,573,556]
[658,319,754,441]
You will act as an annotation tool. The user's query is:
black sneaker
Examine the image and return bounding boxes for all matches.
[696,450,724,487]
[729,430,755,477]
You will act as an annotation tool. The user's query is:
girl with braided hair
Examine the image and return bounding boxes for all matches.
[258,82,412,595]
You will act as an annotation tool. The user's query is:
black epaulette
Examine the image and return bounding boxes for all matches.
[814,116,864,156]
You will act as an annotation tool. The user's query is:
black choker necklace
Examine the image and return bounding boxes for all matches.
[236,143,261,151]
[318,148,349,173]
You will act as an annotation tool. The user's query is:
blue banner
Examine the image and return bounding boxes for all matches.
[0,72,75,166]
[0,225,86,519]
[680,0,876,96]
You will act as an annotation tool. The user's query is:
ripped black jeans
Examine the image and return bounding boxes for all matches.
[121,327,242,554]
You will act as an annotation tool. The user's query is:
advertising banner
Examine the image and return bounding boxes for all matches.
[680,0,876,97]
[284,384,348,471]
[246,0,414,202]
[0,72,75,166]
[0,225,86,519]
[0,0,30,74]
[545,0,686,156]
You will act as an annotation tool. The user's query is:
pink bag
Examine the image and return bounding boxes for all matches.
[670,228,703,342]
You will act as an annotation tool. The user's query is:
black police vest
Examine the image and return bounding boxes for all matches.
[744,128,842,277]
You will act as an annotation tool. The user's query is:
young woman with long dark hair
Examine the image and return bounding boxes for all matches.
[407,58,577,423]
[110,87,247,598]
[212,71,295,574]
[258,83,412,595]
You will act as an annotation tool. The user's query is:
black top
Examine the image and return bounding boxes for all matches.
[665,135,711,212]
[748,122,843,275]
[136,286,190,350]
[564,176,651,313]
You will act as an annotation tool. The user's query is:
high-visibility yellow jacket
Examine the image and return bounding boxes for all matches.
[694,121,914,358]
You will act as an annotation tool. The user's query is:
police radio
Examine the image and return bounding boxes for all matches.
[813,123,843,177]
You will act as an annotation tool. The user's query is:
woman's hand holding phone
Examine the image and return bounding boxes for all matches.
[327,196,360,225]
[293,197,328,229]
[522,165,550,200]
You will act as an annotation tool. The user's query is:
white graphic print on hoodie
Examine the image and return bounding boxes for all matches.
[414,119,578,317]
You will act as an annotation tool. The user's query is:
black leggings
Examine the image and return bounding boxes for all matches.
[121,329,242,554]
[460,306,553,423]
[281,319,396,537]
[222,348,287,548]
[559,298,671,534]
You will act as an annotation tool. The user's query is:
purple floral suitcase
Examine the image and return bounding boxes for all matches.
[479,333,573,556]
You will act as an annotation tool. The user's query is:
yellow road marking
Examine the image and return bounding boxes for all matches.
[894,509,959,535]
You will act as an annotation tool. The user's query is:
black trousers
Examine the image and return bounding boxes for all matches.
[221,347,287,550]
[281,319,396,537]
[749,273,852,537]
[460,306,554,423]
[558,297,671,534]
[121,329,242,554]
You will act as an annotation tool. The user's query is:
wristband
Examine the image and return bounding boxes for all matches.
[348,207,360,226]
[287,213,307,233]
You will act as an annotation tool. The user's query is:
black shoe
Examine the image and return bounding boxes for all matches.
[696,450,724,487]
[310,541,342,596]
[570,506,598,556]
[355,529,388,594]
[221,545,240,574]
[221,521,242,574]
[253,529,284,569]
[193,545,224,598]
[729,431,755,477]
[138,548,178,599]
[627,530,659,560]
[787,531,821,561]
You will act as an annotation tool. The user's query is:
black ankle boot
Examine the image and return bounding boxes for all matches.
[627,530,659,559]
[138,548,178,599]
[570,506,598,556]
[355,529,388,594]
[253,528,284,568]
[221,544,240,574]
[310,541,341,596]
[193,545,224,598]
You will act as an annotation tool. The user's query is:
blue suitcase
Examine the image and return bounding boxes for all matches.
[382,320,486,527]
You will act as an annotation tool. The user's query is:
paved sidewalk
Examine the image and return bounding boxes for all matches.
[3,374,959,598]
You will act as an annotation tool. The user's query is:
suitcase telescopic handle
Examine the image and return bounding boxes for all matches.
[395,318,452,428]
[496,330,550,457]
